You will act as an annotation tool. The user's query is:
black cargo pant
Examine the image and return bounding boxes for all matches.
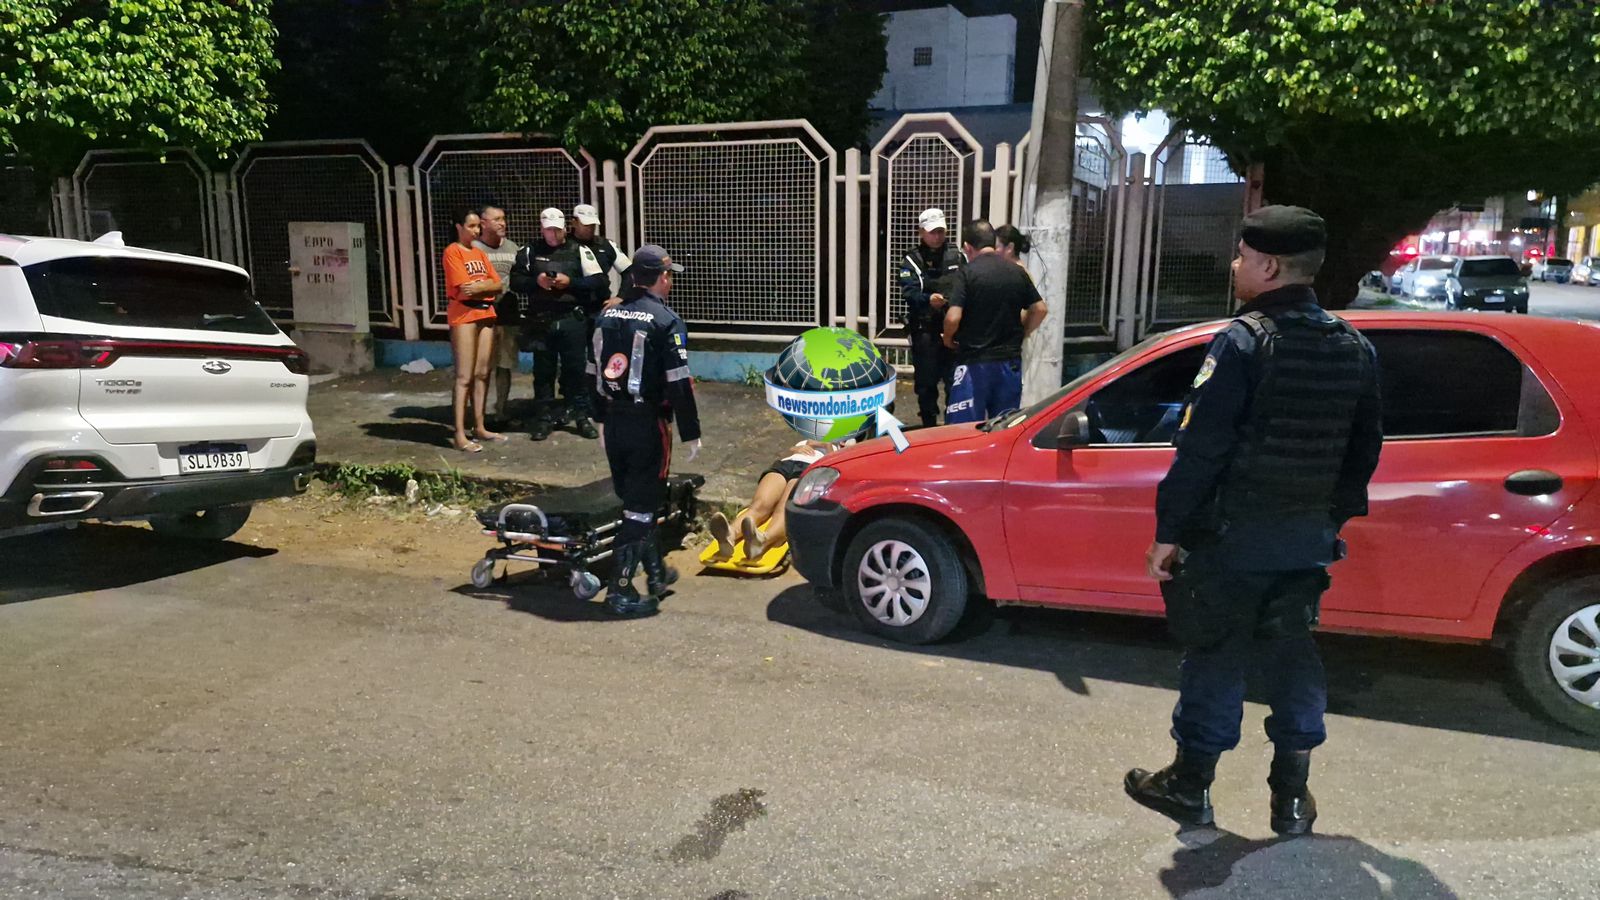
[909,328,951,428]
[526,307,590,421]
[1161,550,1331,757]
[603,412,672,542]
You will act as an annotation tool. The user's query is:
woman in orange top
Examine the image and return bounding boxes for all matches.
[443,208,504,452]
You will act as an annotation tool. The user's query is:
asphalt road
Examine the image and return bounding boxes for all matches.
[2,504,1598,899]
[1528,278,1600,322]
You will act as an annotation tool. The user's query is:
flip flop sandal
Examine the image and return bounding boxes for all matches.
[455,440,484,453]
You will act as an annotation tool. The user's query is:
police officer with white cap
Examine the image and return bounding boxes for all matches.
[569,203,631,314]
[897,207,965,427]
[511,207,592,440]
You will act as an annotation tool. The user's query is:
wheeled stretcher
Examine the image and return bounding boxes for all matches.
[470,474,704,598]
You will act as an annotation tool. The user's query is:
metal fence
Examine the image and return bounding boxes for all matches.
[872,115,983,336]
[1060,121,1123,338]
[73,150,215,259]
[413,135,592,328]
[231,141,395,325]
[1144,137,1246,330]
[627,122,836,335]
[45,114,1249,352]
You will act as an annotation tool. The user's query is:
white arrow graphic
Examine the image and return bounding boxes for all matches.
[875,407,910,454]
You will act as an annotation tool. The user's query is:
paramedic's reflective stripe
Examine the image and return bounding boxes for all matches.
[591,327,604,392]
[628,331,647,399]
[763,377,897,421]
[903,254,923,280]
[666,366,691,382]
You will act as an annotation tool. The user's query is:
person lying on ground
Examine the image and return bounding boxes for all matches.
[708,439,847,561]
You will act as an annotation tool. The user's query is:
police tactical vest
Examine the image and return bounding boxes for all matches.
[1218,307,1370,522]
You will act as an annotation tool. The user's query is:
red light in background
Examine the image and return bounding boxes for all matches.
[1403,246,1418,255]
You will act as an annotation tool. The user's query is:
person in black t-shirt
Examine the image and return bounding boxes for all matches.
[940,220,1047,424]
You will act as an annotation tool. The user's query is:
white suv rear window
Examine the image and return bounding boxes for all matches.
[23,257,280,336]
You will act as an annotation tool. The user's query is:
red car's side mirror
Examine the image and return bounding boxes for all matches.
[1056,410,1092,449]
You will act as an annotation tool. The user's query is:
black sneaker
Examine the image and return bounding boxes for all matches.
[529,418,553,441]
[573,416,599,440]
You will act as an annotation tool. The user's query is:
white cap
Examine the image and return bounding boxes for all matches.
[540,207,566,230]
[918,208,948,232]
[572,204,600,226]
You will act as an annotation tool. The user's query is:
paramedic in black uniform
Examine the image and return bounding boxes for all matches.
[1124,205,1383,837]
[589,245,702,617]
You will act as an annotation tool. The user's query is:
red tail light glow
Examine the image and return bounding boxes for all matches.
[0,335,308,373]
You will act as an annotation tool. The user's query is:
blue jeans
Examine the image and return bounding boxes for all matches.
[945,358,1022,424]
[1162,563,1330,756]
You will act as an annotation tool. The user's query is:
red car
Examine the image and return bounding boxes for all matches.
[787,312,1600,736]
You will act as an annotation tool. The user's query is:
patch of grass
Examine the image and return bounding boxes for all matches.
[737,363,765,387]
[315,462,531,508]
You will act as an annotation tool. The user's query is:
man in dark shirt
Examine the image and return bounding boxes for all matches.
[940,219,1047,424]
[1126,205,1383,838]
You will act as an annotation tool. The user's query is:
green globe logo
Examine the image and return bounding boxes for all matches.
[764,327,896,442]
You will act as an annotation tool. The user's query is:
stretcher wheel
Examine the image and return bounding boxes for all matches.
[470,558,496,590]
[571,570,602,601]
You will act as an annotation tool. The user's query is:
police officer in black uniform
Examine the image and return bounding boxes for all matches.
[510,208,594,441]
[589,244,702,618]
[898,207,965,427]
[1125,206,1383,836]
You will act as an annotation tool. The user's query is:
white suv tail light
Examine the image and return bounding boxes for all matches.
[0,335,309,374]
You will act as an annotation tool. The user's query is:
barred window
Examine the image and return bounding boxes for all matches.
[913,47,933,66]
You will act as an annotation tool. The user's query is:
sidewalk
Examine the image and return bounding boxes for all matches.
[307,367,918,505]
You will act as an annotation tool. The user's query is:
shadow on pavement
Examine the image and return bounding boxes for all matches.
[453,568,626,624]
[1160,829,1456,898]
[1,523,276,605]
[765,586,1600,750]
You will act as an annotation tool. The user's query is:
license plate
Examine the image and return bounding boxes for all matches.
[1485,295,1504,303]
[178,443,249,475]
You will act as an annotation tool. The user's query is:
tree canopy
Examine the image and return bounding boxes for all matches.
[271,0,888,163]
[0,0,277,170]
[1087,0,1600,306]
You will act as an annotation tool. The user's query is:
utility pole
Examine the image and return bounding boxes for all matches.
[1020,0,1085,405]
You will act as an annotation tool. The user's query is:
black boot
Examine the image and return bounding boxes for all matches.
[572,413,599,440]
[1268,750,1317,836]
[1125,749,1218,827]
[529,416,553,441]
[603,541,651,617]
[641,537,679,601]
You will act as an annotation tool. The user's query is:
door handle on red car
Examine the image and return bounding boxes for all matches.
[1504,469,1563,496]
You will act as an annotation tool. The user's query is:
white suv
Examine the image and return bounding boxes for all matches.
[1,234,315,541]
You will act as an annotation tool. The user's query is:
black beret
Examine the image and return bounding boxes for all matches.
[1241,205,1327,255]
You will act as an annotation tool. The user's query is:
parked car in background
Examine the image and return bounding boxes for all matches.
[1572,256,1600,286]
[787,311,1600,735]
[1,234,316,541]
[1533,257,1574,283]
[1445,255,1530,313]
[1389,255,1455,300]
